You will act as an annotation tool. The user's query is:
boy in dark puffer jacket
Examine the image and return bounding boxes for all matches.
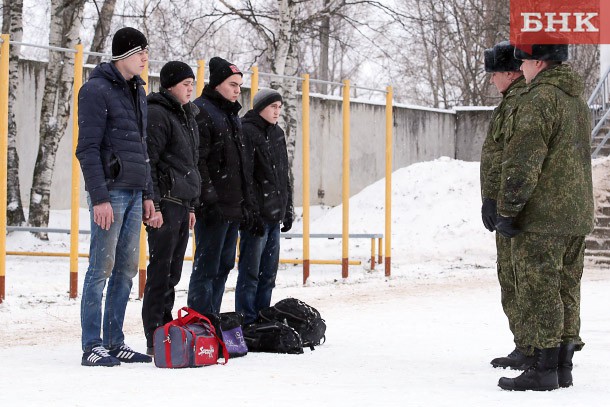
[236,88,293,324]
[142,61,200,355]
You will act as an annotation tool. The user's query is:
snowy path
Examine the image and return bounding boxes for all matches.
[1,267,609,406]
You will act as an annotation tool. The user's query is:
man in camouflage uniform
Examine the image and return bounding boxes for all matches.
[479,41,533,371]
[495,44,593,391]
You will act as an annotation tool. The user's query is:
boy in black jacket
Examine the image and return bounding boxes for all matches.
[237,88,293,324]
[142,61,200,354]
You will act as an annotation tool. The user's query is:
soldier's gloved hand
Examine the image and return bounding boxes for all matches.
[495,215,521,238]
[481,198,497,232]
[240,206,254,230]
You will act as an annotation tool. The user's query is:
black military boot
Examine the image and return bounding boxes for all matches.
[558,343,576,388]
[491,347,536,370]
[498,347,560,391]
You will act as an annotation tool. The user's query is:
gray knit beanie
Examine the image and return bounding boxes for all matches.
[253,88,283,112]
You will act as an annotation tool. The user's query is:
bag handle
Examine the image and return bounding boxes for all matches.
[177,307,230,364]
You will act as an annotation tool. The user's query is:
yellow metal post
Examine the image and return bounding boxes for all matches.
[138,62,149,299]
[69,44,84,299]
[301,74,310,284]
[341,80,350,278]
[0,34,9,303]
[378,237,383,265]
[196,59,205,96]
[385,86,393,276]
[250,66,259,108]
[370,238,376,270]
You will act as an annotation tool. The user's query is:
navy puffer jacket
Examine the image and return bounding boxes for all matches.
[76,62,153,205]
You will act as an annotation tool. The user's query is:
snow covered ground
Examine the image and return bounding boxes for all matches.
[1,157,609,406]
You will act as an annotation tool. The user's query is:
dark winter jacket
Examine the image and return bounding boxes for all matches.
[76,62,153,205]
[146,88,201,210]
[242,110,293,223]
[193,86,252,221]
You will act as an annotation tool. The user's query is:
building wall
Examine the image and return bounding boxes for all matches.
[13,59,492,209]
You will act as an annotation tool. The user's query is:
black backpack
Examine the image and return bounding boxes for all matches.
[258,298,326,349]
[242,321,304,354]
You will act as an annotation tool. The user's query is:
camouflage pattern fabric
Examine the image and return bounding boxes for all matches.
[498,65,594,235]
[511,232,585,350]
[480,76,530,353]
[495,233,530,353]
[480,76,526,200]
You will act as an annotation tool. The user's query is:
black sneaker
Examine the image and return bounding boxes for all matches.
[108,344,152,363]
[82,346,121,367]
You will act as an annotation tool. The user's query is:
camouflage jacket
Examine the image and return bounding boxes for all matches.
[480,76,526,200]
[498,64,594,235]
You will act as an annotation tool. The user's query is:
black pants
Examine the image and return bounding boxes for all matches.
[142,201,190,347]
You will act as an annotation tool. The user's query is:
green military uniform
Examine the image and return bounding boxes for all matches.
[480,76,528,352]
[498,64,593,350]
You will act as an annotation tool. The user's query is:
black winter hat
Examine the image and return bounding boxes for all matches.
[160,61,195,89]
[484,41,521,73]
[514,44,569,62]
[253,88,283,112]
[112,27,148,61]
[208,57,242,89]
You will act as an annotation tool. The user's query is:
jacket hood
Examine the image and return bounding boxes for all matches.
[89,62,146,87]
[530,64,584,97]
[147,88,199,116]
[242,109,275,129]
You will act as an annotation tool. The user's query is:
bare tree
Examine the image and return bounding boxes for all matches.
[2,0,9,33]
[5,0,26,226]
[86,0,117,65]
[28,0,86,238]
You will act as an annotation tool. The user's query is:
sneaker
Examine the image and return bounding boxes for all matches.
[108,344,152,363]
[82,346,121,367]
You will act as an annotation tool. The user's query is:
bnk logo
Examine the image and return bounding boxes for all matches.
[510,0,610,44]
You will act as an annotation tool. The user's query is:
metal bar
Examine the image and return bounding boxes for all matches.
[302,74,311,285]
[257,71,305,82]
[8,41,77,54]
[351,84,389,94]
[342,79,350,278]
[282,233,383,239]
[587,65,610,105]
[280,259,361,265]
[0,34,9,302]
[196,59,205,97]
[69,44,83,299]
[370,238,376,270]
[250,66,259,107]
[6,226,90,234]
[138,61,150,300]
[308,78,343,86]
[385,86,393,276]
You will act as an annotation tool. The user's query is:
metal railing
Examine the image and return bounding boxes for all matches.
[589,65,610,158]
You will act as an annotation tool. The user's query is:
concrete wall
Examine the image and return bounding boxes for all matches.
[13,59,492,209]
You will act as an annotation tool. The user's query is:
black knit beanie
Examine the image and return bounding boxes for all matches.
[112,27,148,61]
[253,88,283,112]
[160,61,195,89]
[208,57,242,89]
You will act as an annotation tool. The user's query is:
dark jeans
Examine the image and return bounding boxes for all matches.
[236,222,281,324]
[188,218,239,315]
[142,201,190,347]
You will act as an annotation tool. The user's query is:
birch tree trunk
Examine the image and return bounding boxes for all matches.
[28,0,85,238]
[86,0,117,65]
[7,0,26,225]
[2,0,9,33]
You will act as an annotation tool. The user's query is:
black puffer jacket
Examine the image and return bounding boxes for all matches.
[193,87,252,221]
[146,88,201,210]
[76,62,153,205]
[242,110,293,223]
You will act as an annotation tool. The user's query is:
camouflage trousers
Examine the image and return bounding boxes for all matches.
[511,232,585,350]
[496,233,531,353]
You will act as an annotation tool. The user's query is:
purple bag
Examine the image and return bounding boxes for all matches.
[221,325,248,358]
[205,312,249,358]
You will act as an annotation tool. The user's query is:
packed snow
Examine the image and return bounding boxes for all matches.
[1,157,609,406]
